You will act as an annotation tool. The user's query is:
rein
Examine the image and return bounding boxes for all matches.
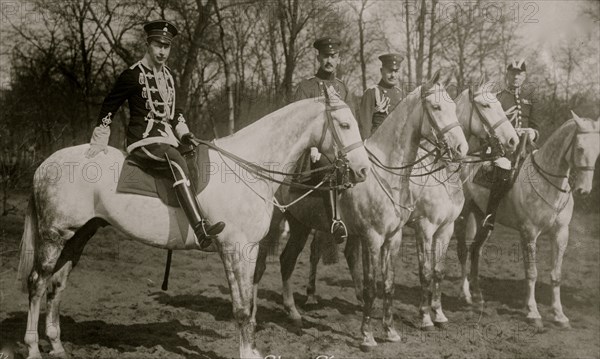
[365,86,461,177]
[189,97,364,193]
[530,127,599,194]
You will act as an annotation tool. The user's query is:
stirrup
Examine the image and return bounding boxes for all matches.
[200,219,225,237]
[330,219,348,244]
[481,214,494,230]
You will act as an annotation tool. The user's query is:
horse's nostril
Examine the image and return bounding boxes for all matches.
[360,167,368,178]
[509,137,517,148]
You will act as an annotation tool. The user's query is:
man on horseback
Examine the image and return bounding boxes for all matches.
[358,53,405,138]
[84,20,224,249]
[482,59,538,230]
[293,36,349,244]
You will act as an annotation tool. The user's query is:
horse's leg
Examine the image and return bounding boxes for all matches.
[279,215,311,326]
[25,241,63,359]
[520,224,543,329]
[414,220,435,330]
[548,225,570,327]
[221,240,261,359]
[45,265,71,359]
[381,231,402,342]
[455,209,476,303]
[252,210,285,324]
[344,234,363,306]
[43,219,104,358]
[306,231,322,305]
[431,222,453,328]
[359,232,381,351]
[467,210,488,304]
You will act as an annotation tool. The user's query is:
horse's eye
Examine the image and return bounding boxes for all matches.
[432,104,441,110]
[482,103,491,108]
[340,122,350,129]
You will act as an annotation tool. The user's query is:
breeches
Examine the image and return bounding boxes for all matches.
[130,143,190,178]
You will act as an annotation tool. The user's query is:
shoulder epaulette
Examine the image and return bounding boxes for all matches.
[129,61,142,70]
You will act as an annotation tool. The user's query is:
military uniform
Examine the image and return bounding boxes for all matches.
[96,61,188,153]
[358,53,404,138]
[293,36,349,244]
[293,37,348,103]
[294,68,348,102]
[86,20,224,248]
[481,59,534,233]
[496,87,536,130]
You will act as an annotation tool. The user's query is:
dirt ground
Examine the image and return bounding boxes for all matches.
[1,193,599,359]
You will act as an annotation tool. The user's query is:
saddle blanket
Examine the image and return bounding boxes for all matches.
[116,145,211,207]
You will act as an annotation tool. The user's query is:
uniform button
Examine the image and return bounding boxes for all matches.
[383,90,387,93]
[517,105,521,109]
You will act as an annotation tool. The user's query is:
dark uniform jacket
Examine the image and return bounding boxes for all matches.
[496,87,537,130]
[96,61,189,153]
[293,68,348,103]
[358,80,404,138]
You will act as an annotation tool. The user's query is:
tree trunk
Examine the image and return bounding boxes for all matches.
[416,0,427,83]
[405,0,412,85]
[358,0,367,93]
[427,0,438,78]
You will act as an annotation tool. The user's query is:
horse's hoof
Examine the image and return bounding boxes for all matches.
[554,320,571,329]
[527,318,544,332]
[289,317,303,328]
[359,343,377,353]
[421,325,435,332]
[385,330,401,342]
[434,321,448,330]
[304,297,318,306]
[50,349,70,359]
[359,335,377,352]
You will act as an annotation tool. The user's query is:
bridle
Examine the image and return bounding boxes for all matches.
[531,126,599,193]
[367,85,462,174]
[467,88,510,157]
[315,90,364,183]
[420,86,462,161]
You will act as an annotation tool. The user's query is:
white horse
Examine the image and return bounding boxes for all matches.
[16,97,371,359]
[260,78,520,335]
[406,82,518,330]
[457,112,599,329]
[253,71,469,351]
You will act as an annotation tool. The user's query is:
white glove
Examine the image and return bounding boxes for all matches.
[85,144,107,158]
[516,128,538,142]
[310,147,321,163]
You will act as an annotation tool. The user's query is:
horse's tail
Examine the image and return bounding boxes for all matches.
[17,195,38,293]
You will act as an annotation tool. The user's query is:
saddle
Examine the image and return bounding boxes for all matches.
[116,145,211,207]
[473,132,536,189]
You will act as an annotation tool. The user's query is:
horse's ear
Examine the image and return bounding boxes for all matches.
[430,69,441,85]
[477,74,486,88]
[571,110,584,128]
[442,68,455,88]
[423,69,441,92]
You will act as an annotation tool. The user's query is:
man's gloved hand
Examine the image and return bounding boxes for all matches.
[85,143,107,158]
[310,147,321,163]
[516,128,538,142]
[181,132,199,146]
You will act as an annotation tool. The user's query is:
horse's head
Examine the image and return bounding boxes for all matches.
[313,89,370,184]
[569,111,599,195]
[457,76,519,155]
[418,69,468,160]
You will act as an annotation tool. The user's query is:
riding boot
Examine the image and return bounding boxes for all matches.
[481,166,511,231]
[173,178,225,249]
[322,189,347,244]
